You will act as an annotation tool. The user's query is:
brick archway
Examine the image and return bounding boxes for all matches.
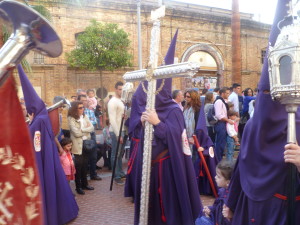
[181,44,224,87]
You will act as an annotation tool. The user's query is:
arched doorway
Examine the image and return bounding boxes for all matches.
[181,44,224,89]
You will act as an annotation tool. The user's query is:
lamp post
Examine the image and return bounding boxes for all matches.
[136,0,142,70]
[268,3,300,224]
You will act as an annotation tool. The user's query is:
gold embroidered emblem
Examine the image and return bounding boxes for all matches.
[0,146,40,224]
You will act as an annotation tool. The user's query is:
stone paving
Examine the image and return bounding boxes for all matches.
[68,161,215,225]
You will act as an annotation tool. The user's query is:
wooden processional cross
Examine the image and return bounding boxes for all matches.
[123,5,200,225]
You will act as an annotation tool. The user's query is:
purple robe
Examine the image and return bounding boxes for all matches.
[225,1,300,224]
[134,105,202,225]
[131,30,202,224]
[18,65,78,225]
[194,104,218,196]
[124,82,146,199]
[125,30,176,200]
[124,127,142,199]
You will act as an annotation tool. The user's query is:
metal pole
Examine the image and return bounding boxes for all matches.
[139,19,160,225]
[286,105,297,225]
[137,0,142,70]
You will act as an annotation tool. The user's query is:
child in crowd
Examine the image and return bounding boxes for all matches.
[196,160,235,225]
[87,89,97,110]
[226,110,239,161]
[59,138,76,182]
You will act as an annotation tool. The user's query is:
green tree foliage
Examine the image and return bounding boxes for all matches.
[66,20,132,72]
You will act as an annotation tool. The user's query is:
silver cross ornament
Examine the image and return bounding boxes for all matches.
[123,5,200,225]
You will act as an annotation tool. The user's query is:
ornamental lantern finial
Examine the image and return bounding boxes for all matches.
[268,0,300,104]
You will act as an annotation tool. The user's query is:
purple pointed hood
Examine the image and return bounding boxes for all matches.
[18,65,47,119]
[128,30,178,135]
[195,103,214,149]
[238,0,300,201]
[155,29,178,118]
[18,64,79,224]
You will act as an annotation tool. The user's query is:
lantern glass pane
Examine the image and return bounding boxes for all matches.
[279,55,292,85]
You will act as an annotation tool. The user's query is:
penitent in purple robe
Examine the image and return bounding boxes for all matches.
[134,100,202,225]
[124,124,142,199]
[225,1,300,224]
[124,81,145,200]
[18,65,78,225]
[131,34,202,225]
[125,30,177,201]
[194,104,218,196]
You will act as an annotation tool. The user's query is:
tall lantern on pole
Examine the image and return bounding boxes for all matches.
[268,3,300,225]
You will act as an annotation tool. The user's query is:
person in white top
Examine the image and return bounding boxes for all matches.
[228,83,241,116]
[172,89,184,111]
[226,110,240,161]
[107,81,126,185]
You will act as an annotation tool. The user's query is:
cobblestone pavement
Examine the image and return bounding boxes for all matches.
[68,161,215,225]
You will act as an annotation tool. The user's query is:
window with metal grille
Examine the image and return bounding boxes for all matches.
[261,49,267,64]
[34,52,44,64]
[75,32,85,48]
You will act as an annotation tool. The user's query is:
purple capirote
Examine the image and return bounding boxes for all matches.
[18,65,78,225]
[194,103,219,196]
[128,29,203,225]
[225,0,300,224]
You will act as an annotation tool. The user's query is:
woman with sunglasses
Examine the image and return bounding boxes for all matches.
[68,101,94,195]
[183,89,201,161]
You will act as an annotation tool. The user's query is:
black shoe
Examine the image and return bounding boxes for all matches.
[90,175,102,181]
[76,188,85,195]
[82,185,94,190]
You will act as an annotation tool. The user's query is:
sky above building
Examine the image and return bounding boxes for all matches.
[171,0,280,24]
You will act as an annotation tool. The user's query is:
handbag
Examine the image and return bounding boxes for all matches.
[83,139,96,153]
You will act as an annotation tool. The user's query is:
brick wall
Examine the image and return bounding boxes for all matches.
[13,0,270,105]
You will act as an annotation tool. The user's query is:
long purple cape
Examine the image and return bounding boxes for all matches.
[125,30,178,198]
[194,104,218,195]
[18,65,78,225]
[129,30,202,224]
[134,106,202,225]
[225,1,300,224]
[235,0,300,202]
